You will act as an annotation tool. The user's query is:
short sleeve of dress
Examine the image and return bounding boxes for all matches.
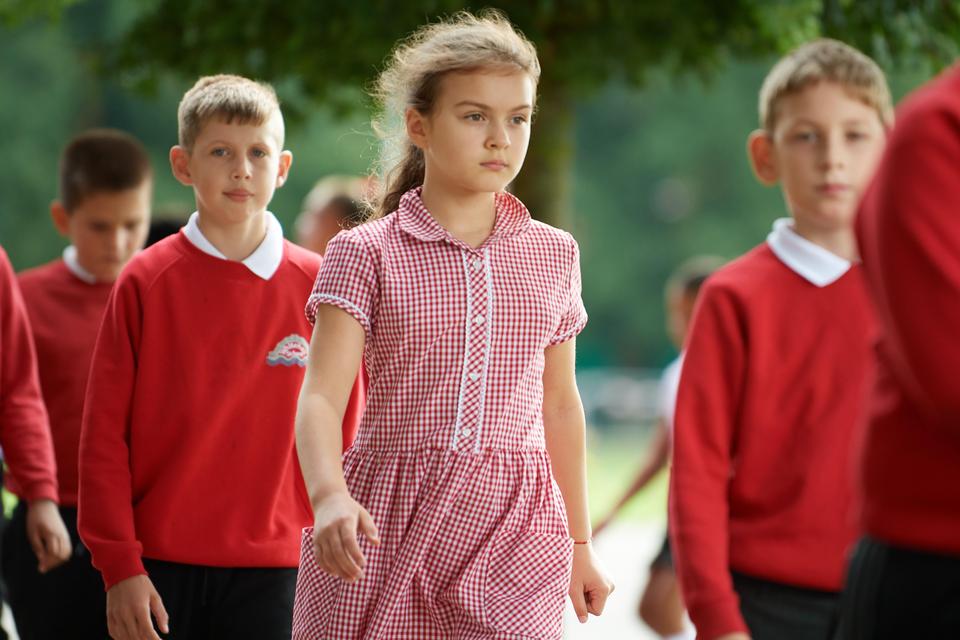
[548,237,588,346]
[305,233,379,337]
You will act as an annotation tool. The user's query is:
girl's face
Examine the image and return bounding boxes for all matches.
[408,70,535,197]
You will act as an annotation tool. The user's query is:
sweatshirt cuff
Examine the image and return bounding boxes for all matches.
[691,594,749,640]
[100,553,147,591]
[18,481,59,504]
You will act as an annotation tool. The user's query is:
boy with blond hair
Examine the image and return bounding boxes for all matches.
[78,75,364,640]
[669,40,892,640]
[6,129,152,640]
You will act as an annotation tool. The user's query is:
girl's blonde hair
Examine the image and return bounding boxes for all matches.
[368,10,540,219]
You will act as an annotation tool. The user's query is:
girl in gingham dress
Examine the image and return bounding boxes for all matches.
[292,11,614,639]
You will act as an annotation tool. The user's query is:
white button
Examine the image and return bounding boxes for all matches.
[461,427,473,437]
[474,314,485,325]
[472,258,483,271]
[468,372,481,381]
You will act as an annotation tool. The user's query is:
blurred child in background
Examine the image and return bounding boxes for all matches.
[5,129,152,640]
[594,255,721,640]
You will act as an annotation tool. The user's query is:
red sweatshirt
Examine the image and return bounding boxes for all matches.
[79,232,364,589]
[0,246,58,503]
[17,259,112,506]
[670,242,874,639]
[855,65,960,556]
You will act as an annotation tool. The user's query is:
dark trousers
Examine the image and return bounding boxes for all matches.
[733,571,841,640]
[1,502,108,639]
[142,558,297,640]
[838,536,960,640]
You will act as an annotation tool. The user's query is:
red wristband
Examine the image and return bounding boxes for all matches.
[573,538,591,545]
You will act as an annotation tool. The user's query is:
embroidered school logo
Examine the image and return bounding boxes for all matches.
[266,334,310,367]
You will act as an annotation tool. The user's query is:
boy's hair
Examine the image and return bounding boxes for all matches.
[370,10,539,219]
[666,255,725,299]
[177,74,282,150]
[759,38,893,132]
[60,129,152,212]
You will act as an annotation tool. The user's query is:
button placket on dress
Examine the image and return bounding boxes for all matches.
[452,246,492,452]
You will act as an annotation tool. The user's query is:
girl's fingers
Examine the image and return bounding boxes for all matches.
[327,527,360,580]
[568,583,588,623]
[340,523,367,573]
[358,509,380,545]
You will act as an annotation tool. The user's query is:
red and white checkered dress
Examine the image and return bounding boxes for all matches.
[293,188,587,639]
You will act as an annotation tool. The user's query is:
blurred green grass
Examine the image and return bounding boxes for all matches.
[586,424,668,525]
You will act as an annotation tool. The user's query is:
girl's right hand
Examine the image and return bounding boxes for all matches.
[312,491,380,582]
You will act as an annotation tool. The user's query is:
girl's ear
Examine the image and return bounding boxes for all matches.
[747,130,779,186]
[405,107,429,151]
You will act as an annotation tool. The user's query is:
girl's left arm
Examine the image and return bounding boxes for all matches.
[543,337,614,624]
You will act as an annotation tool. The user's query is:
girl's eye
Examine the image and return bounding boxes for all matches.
[465,113,484,122]
[511,115,528,125]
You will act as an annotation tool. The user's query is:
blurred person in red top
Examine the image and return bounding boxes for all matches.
[0,244,72,640]
[7,128,152,640]
[841,64,960,640]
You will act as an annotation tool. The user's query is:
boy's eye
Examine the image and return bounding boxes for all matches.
[846,131,867,142]
[793,131,818,143]
[251,148,268,158]
[211,148,229,157]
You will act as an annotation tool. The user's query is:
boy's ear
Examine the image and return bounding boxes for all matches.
[747,130,779,186]
[405,107,429,151]
[50,201,70,236]
[169,146,193,186]
[275,150,293,188]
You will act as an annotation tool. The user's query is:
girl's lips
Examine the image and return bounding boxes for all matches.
[481,161,507,171]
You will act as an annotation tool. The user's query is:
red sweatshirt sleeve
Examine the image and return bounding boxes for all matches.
[669,280,749,639]
[860,97,960,424]
[78,271,145,589]
[0,247,58,503]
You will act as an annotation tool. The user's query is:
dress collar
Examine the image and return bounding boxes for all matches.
[396,187,531,248]
[766,218,851,287]
[182,211,284,280]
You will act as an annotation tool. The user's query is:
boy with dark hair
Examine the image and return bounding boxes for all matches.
[6,128,152,639]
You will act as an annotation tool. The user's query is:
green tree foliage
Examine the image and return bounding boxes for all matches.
[108,0,959,226]
[1,1,954,366]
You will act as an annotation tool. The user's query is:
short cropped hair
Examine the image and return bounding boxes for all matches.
[60,129,153,212]
[759,38,893,132]
[177,74,282,150]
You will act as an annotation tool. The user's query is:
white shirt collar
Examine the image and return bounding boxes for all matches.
[183,211,284,280]
[62,246,97,284]
[766,218,851,287]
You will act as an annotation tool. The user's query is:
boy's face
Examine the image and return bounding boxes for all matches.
[170,113,292,227]
[407,70,534,197]
[52,182,152,283]
[749,81,887,234]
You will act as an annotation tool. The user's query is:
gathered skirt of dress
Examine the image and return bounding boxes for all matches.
[292,447,574,639]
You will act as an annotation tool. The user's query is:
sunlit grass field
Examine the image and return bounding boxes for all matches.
[585,423,668,525]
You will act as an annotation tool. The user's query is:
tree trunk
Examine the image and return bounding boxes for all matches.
[511,81,574,230]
